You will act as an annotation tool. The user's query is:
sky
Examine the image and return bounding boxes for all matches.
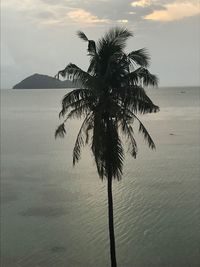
[1,0,200,88]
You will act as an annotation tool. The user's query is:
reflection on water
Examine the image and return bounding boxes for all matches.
[1,87,200,267]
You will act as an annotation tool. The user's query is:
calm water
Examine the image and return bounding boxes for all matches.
[1,87,200,267]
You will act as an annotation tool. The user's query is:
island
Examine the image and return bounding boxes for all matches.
[13,73,77,89]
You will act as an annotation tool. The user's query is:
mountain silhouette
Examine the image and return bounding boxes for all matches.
[13,73,77,89]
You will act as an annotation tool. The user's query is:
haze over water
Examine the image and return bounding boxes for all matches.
[1,87,200,267]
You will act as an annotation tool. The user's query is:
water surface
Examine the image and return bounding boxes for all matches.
[1,87,200,267]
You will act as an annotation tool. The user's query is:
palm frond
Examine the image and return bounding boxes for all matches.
[77,31,96,55]
[87,56,96,74]
[126,67,158,87]
[67,103,91,120]
[59,88,94,118]
[128,48,150,67]
[105,27,133,47]
[56,70,66,80]
[88,40,96,55]
[55,123,66,138]
[96,27,133,76]
[60,99,89,118]
[124,70,139,85]
[62,88,91,105]
[131,113,156,149]
[87,54,100,74]
[137,67,158,87]
[73,114,93,165]
[55,63,94,88]
[119,118,138,158]
[77,31,88,42]
[120,85,159,114]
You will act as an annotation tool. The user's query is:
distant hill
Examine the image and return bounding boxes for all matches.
[13,73,78,89]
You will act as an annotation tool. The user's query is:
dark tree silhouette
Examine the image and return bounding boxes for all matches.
[55,27,159,267]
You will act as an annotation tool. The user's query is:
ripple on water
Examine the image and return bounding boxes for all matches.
[19,206,69,218]
[50,246,66,253]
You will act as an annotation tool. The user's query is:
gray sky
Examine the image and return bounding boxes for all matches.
[1,0,200,88]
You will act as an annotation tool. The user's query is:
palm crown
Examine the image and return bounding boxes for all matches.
[55,27,159,181]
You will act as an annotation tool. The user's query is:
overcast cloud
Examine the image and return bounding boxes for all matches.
[1,0,200,88]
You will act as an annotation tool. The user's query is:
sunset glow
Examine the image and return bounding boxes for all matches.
[67,8,109,24]
[131,0,151,7]
[1,0,199,88]
[145,2,200,21]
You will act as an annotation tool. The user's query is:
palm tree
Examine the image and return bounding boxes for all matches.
[55,27,159,267]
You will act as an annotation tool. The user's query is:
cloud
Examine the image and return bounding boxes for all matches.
[1,0,41,10]
[131,0,151,7]
[67,8,109,24]
[2,0,111,27]
[144,1,200,21]
[130,0,167,8]
[117,19,129,23]
[1,0,199,88]
[2,1,200,26]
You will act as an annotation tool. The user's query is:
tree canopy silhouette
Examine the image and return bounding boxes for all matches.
[55,27,159,267]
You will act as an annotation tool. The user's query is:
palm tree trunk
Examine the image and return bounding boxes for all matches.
[107,173,117,267]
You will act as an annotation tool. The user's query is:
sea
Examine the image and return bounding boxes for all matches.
[1,87,200,267]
